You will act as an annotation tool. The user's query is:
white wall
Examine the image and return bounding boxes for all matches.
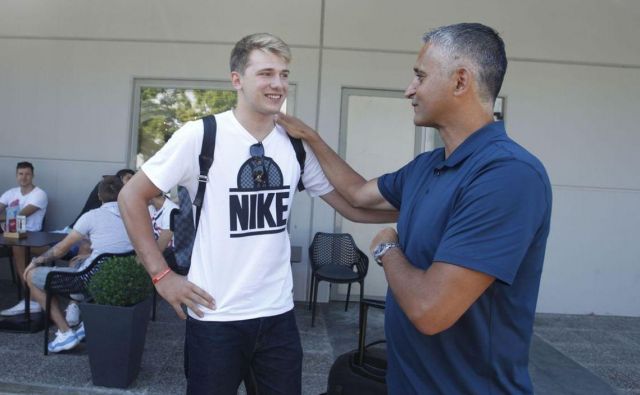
[316,0,640,316]
[503,61,640,315]
[1,0,639,315]
[0,0,323,302]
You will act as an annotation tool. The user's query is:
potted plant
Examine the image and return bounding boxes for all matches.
[81,255,153,388]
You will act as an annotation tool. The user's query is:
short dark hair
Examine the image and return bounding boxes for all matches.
[16,161,34,173]
[116,168,134,181]
[422,23,507,103]
[98,176,124,203]
[230,33,291,74]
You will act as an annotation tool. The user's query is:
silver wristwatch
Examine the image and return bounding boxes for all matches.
[373,242,401,265]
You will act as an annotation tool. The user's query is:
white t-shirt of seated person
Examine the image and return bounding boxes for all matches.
[73,201,133,270]
[149,198,179,249]
[142,111,334,322]
[0,186,48,231]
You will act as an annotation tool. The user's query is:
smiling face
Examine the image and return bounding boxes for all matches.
[16,167,34,189]
[232,49,289,117]
[404,44,454,128]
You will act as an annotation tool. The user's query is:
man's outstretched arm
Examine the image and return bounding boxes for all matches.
[321,190,398,224]
[277,113,393,210]
[118,172,214,319]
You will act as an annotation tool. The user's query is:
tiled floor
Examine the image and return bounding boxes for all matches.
[0,279,638,394]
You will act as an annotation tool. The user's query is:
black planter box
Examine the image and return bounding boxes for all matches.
[80,297,152,388]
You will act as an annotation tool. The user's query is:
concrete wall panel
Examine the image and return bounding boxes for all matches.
[324,0,640,65]
[0,0,321,47]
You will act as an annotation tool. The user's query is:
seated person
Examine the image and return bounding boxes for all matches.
[69,168,135,228]
[22,176,133,353]
[149,192,178,255]
[65,169,135,260]
[0,161,48,316]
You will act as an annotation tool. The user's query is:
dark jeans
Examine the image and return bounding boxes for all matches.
[185,309,302,395]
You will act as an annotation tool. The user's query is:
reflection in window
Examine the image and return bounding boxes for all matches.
[136,86,236,167]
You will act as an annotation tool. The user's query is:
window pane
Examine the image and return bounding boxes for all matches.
[136,87,237,167]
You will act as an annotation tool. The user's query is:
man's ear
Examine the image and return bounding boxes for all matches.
[231,71,242,90]
[452,67,472,96]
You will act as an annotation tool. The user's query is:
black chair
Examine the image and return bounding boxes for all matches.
[43,250,136,355]
[308,232,369,327]
[0,246,21,300]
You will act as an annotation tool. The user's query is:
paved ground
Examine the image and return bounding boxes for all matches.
[0,278,638,394]
[533,313,640,395]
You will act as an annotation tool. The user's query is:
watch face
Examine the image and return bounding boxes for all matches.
[374,243,388,264]
[374,242,400,265]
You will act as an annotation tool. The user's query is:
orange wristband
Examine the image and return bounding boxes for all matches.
[152,268,172,284]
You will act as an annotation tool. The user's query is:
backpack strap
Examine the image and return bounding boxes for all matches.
[192,115,217,230]
[288,135,306,192]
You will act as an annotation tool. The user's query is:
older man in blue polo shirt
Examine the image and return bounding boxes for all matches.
[277,23,552,395]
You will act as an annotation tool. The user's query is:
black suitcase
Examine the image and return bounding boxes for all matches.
[326,298,387,395]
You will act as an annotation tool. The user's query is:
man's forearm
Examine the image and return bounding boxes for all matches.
[277,113,373,207]
[34,246,61,265]
[278,113,393,210]
[305,133,369,206]
[382,249,495,335]
[19,204,40,217]
[341,207,398,224]
[382,249,432,326]
[322,190,397,223]
[381,249,465,335]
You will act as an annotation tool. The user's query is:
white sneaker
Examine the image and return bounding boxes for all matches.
[1,299,42,316]
[48,330,80,353]
[1,300,26,316]
[1,299,43,316]
[65,303,80,327]
[1,299,41,316]
[74,322,85,342]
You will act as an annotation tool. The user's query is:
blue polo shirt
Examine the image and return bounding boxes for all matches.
[378,121,552,395]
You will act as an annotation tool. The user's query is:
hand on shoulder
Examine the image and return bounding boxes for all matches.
[275,112,318,141]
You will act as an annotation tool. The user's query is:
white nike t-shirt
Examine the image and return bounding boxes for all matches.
[142,111,333,321]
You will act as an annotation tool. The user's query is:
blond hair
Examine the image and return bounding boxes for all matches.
[230,33,291,74]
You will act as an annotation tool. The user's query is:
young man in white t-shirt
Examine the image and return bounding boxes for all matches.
[0,161,48,316]
[119,33,397,394]
[23,176,133,353]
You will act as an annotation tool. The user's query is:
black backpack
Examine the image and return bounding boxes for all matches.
[166,115,306,275]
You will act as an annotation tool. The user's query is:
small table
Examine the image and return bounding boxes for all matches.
[0,231,66,332]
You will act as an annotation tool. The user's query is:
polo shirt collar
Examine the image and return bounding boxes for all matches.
[435,121,507,171]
